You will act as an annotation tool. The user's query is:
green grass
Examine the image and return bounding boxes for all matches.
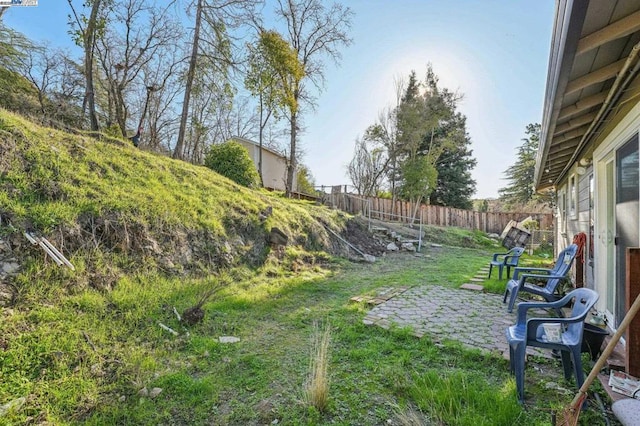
[2,248,582,425]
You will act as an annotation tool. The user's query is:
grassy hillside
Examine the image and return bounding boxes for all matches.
[0,107,354,280]
[0,108,364,423]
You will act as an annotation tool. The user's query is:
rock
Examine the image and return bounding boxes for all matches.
[0,283,16,307]
[90,363,104,377]
[118,395,126,402]
[401,242,416,252]
[363,254,376,263]
[259,206,273,222]
[1,261,20,275]
[269,227,288,246]
[386,242,399,251]
[0,397,26,417]
[219,336,240,344]
[149,387,163,399]
[138,387,149,397]
[430,243,443,248]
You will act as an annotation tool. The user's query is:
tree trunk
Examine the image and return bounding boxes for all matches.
[115,85,127,137]
[174,0,203,160]
[85,0,102,132]
[286,110,297,197]
[258,92,264,187]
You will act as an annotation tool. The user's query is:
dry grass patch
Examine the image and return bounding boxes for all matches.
[305,321,331,412]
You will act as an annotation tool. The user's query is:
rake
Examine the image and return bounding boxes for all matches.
[555,291,640,426]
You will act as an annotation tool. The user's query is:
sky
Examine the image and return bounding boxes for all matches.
[3,0,556,199]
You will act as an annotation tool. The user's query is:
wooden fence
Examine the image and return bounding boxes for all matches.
[322,193,553,235]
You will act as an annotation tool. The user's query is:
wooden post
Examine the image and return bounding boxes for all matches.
[626,248,640,376]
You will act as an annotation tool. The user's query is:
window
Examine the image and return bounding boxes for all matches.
[558,189,566,235]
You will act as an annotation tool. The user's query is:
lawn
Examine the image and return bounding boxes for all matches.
[3,243,613,425]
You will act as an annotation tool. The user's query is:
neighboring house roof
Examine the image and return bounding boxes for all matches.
[536,0,640,190]
[230,136,287,160]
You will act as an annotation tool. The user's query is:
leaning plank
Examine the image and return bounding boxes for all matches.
[24,232,75,270]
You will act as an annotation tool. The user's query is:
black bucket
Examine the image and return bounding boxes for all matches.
[582,323,609,361]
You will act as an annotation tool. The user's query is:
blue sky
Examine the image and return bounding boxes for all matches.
[4,1,555,199]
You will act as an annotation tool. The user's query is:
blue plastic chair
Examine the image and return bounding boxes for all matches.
[503,244,578,312]
[488,247,525,280]
[505,287,599,402]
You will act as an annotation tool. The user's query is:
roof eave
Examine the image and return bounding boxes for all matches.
[535,0,590,190]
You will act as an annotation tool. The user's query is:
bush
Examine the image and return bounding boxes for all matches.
[204,141,259,188]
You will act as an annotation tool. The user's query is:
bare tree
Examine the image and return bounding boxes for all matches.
[272,0,353,195]
[95,0,181,139]
[17,45,60,116]
[0,19,33,71]
[68,0,104,132]
[173,0,258,160]
[139,45,184,152]
[347,136,386,196]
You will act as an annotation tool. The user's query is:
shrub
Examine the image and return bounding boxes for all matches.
[204,141,259,188]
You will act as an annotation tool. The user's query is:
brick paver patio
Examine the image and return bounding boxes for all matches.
[362,270,550,359]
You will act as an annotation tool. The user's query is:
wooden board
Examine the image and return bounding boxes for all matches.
[626,248,640,376]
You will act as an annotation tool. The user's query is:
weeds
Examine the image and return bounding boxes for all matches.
[305,321,331,412]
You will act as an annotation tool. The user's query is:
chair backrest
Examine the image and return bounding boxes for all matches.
[551,244,578,275]
[534,245,578,295]
[505,247,525,267]
[564,288,599,338]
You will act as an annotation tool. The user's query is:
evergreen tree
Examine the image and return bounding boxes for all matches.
[430,143,476,209]
[499,123,540,206]
[429,113,476,209]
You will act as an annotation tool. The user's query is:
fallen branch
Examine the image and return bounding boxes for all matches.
[24,232,75,270]
[82,331,97,352]
[173,307,182,322]
[158,322,178,336]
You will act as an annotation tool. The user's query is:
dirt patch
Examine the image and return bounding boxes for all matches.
[339,217,386,257]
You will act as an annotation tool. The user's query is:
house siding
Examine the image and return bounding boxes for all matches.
[556,167,592,286]
[233,138,297,192]
[592,96,640,323]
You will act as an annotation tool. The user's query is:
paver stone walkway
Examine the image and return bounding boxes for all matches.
[363,284,549,359]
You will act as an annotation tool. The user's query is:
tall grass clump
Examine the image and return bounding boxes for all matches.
[410,370,522,425]
[305,321,331,412]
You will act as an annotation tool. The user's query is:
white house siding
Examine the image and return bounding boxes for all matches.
[233,138,296,192]
[591,99,640,324]
[554,166,592,287]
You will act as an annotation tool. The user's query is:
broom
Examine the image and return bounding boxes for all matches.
[556,291,640,426]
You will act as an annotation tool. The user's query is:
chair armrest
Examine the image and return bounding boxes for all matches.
[492,253,507,261]
[504,255,521,265]
[513,267,552,274]
[515,298,569,324]
[512,267,552,279]
[519,273,566,282]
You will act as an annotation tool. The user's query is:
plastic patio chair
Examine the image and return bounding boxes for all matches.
[503,244,578,313]
[505,287,599,402]
[488,247,525,280]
